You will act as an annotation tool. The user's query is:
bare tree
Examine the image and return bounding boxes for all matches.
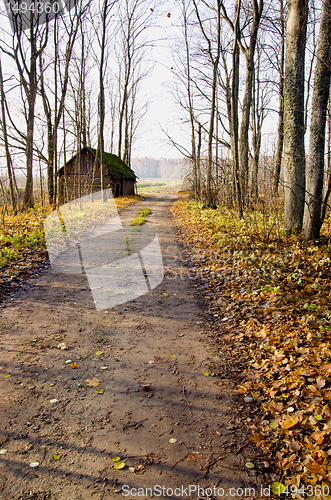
[251,44,270,203]
[230,0,243,217]
[116,0,153,166]
[182,0,199,198]
[39,4,85,204]
[96,0,117,199]
[239,0,264,204]
[0,53,17,213]
[193,0,222,205]
[220,0,263,205]
[2,11,49,207]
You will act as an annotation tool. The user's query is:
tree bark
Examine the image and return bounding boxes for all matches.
[272,0,285,194]
[0,55,17,214]
[98,0,109,201]
[230,0,243,217]
[251,64,262,204]
[321,96,331,225]
[302,0,331,240]
[239,0,263,205]
[193,0,221,205]
[283,0,308,233]
[182,0,198,199]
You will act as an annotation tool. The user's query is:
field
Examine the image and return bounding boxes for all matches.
[136,178,183,194]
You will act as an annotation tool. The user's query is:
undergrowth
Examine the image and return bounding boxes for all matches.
[0,195,141,282]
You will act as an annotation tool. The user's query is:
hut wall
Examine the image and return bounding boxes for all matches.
[59,149,135,204]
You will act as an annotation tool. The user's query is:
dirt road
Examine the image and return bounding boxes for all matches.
[0,196,265,500]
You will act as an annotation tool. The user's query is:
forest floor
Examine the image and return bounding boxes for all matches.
[0,195,271,500]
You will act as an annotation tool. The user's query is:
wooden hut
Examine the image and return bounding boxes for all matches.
[58,147,137,204]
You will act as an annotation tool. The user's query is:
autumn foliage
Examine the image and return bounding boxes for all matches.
[0,196,141,298]
[171,198,331,492]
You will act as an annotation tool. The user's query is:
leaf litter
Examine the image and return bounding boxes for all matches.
[0,196,142,301]
[171,199,331,489]
[85,377,103,387]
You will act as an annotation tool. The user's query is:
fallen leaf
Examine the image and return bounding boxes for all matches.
[3,374,10,379]
[95,389,104,394]
[95,351,104,356]
[306,460,326,476]
[316,377,326,389]
[53,455,61,460]
[70,362,79,369]
[111,456,121,462]
[85,377,103,387]
[271,482,286,495]
[114,461,125,470]
[309,415,319,425]
[204,372,209,377]
[269,401,284,412]
[322,363,331,374]
[311,430,325,445]
[129,467,136,473]
[170,355,176,359]
[169,438,177,443]
[0,449,7,454]
[49,399,58,404]
[280,414,299,430]
[30,462,40,468]
[269,421,278,430]
[163,293,169,297]
[289,441,301,452]
[245,462,255,469]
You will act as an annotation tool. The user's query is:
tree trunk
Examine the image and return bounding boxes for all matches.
[321,96,331,225]
[197,121,201,196]
[24,95,36,207]
[193,0,221,205]
[238,0,263,206]
[302,0,331,240]
[251,66,262,203]
[0,54,17,214]
[98,0,108,201]
[230,0,243,218]
[182,0,198,199]
[283,0,308,233]
[272,0,285,194]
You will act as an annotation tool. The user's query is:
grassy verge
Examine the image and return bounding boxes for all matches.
[132,207,152,226]
[171,199,331,492]
[0,203,49,271]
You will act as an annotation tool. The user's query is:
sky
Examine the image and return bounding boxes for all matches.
[125,6,191,160]
[0,0,280,171]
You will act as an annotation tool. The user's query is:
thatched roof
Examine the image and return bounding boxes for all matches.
[58,147,136,180]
